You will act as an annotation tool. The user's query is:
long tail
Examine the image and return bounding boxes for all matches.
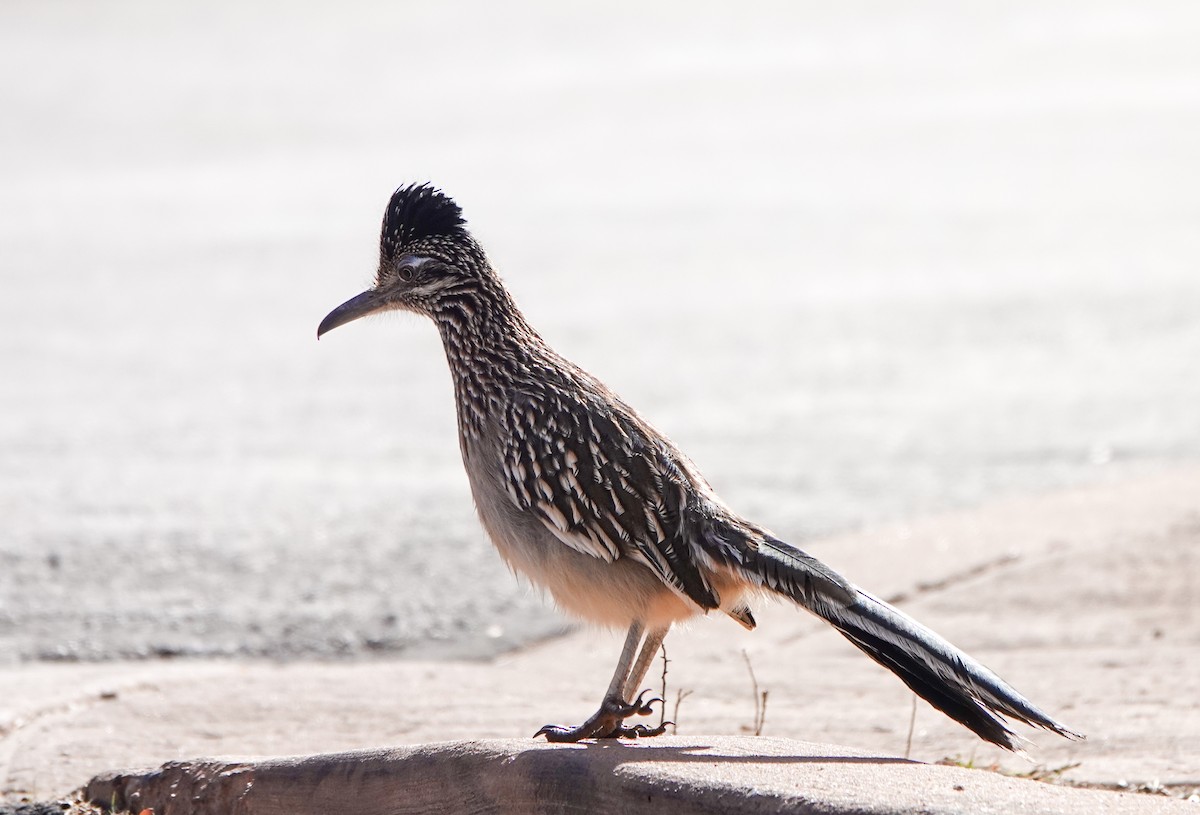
[740,534,1083,750]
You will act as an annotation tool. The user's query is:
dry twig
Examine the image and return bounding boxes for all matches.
[740,649,769,736]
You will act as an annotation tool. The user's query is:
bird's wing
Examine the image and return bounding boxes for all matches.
[499,388,721,611]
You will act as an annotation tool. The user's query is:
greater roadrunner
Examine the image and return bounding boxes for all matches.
[318,184,1081,749]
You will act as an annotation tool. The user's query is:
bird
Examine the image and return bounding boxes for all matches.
[317,183,1082,749]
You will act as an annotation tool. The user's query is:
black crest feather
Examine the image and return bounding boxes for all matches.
[380,184,467,260]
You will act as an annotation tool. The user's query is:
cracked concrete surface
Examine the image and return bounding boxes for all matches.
[82,738,1200,815]
[1,469,1197,803]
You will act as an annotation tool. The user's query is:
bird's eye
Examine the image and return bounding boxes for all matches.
[398,265,415,282]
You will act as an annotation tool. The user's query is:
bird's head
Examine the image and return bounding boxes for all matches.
[318,184,490,337]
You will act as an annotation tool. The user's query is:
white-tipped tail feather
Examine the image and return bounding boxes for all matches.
[745,534,1082,750]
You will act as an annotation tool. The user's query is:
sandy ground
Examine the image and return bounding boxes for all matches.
[2,468,1197,803]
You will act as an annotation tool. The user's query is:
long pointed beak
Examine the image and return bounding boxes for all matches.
[317,290,384,338]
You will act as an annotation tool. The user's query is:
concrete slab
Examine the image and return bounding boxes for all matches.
[84,738,1197,815]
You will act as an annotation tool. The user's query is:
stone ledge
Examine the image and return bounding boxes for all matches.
[84,737,1190,815]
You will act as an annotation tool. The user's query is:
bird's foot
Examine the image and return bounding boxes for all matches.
[535,689,669,743]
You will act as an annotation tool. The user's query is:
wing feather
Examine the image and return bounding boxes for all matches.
[500,389,720,609]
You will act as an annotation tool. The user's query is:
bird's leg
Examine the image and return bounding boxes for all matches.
[613,625,671,737]
[535,621,667,742]
[623,625,669,701]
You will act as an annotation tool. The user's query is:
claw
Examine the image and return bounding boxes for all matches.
[534,692,669,743]
[534,725,576,742]
[617,721,671,738]
[626,688,661,717]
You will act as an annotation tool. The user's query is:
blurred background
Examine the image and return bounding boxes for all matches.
[1,0,1197,663]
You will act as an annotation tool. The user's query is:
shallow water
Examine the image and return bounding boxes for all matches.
[1,0,1198,661]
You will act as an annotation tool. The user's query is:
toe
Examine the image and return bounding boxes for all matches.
[623,689,662,717]
[617,722,670,738]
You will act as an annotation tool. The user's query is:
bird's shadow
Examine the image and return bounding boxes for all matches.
[513,737,916,773]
